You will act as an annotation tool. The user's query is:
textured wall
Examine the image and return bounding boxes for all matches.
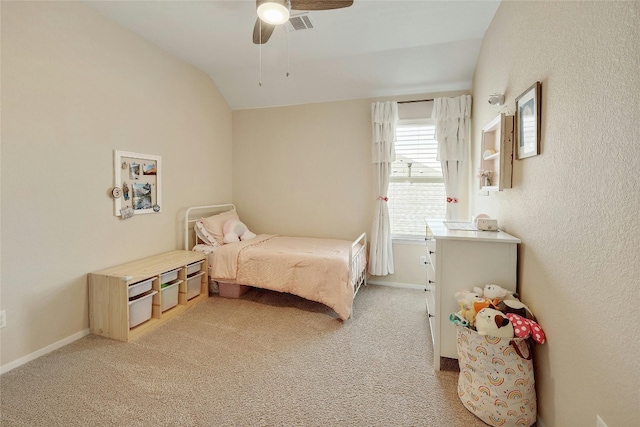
[0,2,232,367]
[471,1,639,426]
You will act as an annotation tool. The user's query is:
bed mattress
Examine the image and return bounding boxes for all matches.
[207,234,362,320]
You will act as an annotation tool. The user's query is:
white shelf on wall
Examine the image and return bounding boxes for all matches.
[480,114,514,191]
[483,151,500,161]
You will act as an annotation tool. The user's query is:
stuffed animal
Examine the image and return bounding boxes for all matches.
[448,312,469,328]
[475,308,514,338]
[454,290,488,327]
[481,284,518,302]
[454,290,481,308]
[505,313,546,344]
[495,299,536,320]
[473,298,492,316]
[222,219,256,243]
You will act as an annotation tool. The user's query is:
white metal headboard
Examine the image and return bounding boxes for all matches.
[184,203,236,250]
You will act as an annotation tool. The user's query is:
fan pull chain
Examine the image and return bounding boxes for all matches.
[258,20,263,87]
[286,30,290,78]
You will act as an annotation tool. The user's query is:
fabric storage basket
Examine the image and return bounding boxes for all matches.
[456,325,537,427]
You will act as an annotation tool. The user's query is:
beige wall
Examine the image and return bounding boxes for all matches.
[0,2,232,368]
[232,99,374,240]
[471,2,639,426]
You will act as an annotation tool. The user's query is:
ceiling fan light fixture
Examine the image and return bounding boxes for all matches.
[257,1,290,25]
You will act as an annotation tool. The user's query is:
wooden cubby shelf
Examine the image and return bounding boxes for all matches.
[88,250,208,342]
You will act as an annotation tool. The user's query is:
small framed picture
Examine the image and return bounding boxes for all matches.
[515,81,542,159]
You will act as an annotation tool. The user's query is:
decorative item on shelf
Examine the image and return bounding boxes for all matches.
[483,149,498,160]
[477,169,493,187]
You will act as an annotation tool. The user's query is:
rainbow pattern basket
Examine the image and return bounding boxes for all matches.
[456,325,537,427]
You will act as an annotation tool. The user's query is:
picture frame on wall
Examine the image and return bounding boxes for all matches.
[114,150,161,217]
[515,81,541,159]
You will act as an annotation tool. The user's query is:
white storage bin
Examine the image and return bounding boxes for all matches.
[128,278,154,299]
[160,268,180,284]
[186,260,204,276]
[128,290,157,328]
[161,281,180,312]
[187,273,204,300]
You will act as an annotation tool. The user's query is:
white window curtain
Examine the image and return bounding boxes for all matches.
[369,101,398,276]
[431,95,472,220]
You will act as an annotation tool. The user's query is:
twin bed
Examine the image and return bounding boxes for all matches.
[184,204,367,320]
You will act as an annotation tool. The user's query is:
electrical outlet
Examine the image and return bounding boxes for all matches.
[596,415,608,427]
[419,256,428,265]
[0,310,6,328]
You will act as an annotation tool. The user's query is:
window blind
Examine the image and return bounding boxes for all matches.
[389,119,446,238]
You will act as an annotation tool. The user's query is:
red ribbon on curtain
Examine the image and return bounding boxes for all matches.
[378,196,388,201]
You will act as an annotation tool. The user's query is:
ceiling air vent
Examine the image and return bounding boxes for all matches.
[284,13,315,32]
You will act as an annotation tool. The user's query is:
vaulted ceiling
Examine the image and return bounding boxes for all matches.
[85,0,500,110]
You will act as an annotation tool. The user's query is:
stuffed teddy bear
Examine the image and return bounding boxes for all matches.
[475,307,514,338]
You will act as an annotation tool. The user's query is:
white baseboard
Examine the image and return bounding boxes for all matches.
[1,328,90,375]
[367,280,425,290]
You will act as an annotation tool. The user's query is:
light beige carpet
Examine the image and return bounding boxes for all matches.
[0,285,488,426]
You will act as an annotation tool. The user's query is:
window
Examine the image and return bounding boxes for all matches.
[388,119,445,238]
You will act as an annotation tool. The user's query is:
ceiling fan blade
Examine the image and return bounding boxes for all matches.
[252,17,276,44]
[291,0,353,11]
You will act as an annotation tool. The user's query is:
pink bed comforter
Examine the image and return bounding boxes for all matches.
[210,234,357,320]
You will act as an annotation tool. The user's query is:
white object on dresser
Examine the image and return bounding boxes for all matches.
[424,219,521,371]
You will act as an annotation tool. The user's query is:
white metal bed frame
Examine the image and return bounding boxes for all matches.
[184,204,367,297]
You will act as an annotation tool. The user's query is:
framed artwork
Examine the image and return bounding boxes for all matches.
[114,150,162,216]
[515,81,542,159]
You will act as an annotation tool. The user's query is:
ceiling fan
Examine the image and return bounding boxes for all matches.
[253,0,354,44]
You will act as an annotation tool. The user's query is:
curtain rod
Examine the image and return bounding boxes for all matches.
[397,99,434,104]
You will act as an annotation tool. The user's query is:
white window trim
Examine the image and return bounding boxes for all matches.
[391,236,426,246]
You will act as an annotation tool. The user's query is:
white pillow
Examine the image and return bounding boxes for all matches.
[200,208,239,245]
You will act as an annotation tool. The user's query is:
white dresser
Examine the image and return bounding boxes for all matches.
[424,219,521,371]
